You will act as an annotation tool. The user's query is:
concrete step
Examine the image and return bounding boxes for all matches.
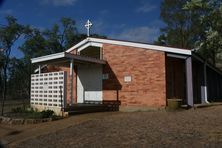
[64,103,119,115]
[67,108,109,115]
[194,102,222,108]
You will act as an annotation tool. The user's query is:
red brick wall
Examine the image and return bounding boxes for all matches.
[43,45,166,108]
[58,66,77,105]
[102,44,166,107]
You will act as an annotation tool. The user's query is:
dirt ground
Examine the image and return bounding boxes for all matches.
[1,106,222,148]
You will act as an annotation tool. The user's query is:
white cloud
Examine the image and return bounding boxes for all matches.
[42,0,78,6]
[136,3,157,13]
[110,26,160,43]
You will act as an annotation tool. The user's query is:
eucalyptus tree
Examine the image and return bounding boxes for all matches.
[157,0,201,48]
[0,16,24,115]
[184,0,222,67]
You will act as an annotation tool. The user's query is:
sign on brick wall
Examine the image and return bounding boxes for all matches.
[30,71,66,108]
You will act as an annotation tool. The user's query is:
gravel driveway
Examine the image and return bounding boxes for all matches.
[3,106,222,148]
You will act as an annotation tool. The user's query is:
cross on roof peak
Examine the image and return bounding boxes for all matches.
[85,20,93,37]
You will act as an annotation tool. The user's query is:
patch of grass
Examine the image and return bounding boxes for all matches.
[6,107,55,119]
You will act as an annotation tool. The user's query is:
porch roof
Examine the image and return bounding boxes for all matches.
[31,52,106,65]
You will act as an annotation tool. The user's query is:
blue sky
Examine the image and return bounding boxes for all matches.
[0,0,164,58]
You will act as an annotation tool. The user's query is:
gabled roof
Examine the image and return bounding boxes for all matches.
[66,37,192,55]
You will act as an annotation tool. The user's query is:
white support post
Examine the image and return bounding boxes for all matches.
[100,47,102,60]
[186,57,194,107]
[201,62,209,104]
[38,65,41,74]
[70,59,74,105]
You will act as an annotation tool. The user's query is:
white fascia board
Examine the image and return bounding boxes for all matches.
[66,37,191,55]
[31,52,65,64]
[89,38,192,55]
[77,42,103,52]
[66,38,89,53]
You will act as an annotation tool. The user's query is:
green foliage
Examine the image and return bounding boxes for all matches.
[20,17,107,59]
[11,106,24,113]
[158,0,222,69]
[0,15,25,115]
[20,28,48,59]
[184,0,222,67]
[154,34,167,45]
[0,16,24,51]
[157,0,200,48]
[7,58,30,99]
[0,15,24,69]
[11,107,35,114]
[0,15,106,105]
[20,17,81,59]
[0,52,3,94]
[11,107,55,119]
[41,110,54,118]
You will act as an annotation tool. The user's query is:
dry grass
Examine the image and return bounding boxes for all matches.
[0,99,29,114]
[1,106,222,147]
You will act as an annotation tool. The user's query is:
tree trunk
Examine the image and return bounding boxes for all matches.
[1,66,7,116]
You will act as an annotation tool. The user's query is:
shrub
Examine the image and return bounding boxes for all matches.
[26,107,35,113]
[11,107,24,113]
[11,107,35,113]
[40,110,54,118]
[11,107,55,119]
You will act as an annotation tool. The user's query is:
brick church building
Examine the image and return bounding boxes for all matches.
[30,37,222,114]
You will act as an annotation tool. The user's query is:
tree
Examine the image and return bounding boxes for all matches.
[42,17,79,54]
[1,16,106,108]
[0,16,107,115]
[7,58,30,99]
[20,17,107,59]
[18,17,107,106]
[20,17,83,59]
[184,0,222,67]
[0,16,24,115]
[20,28,48,59]
[158,0,222,68]
[157,0,201,49]
[0,52,3,95]
[154,34,167,46]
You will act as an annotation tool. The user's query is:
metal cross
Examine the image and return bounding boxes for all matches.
[85,20,93,37]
